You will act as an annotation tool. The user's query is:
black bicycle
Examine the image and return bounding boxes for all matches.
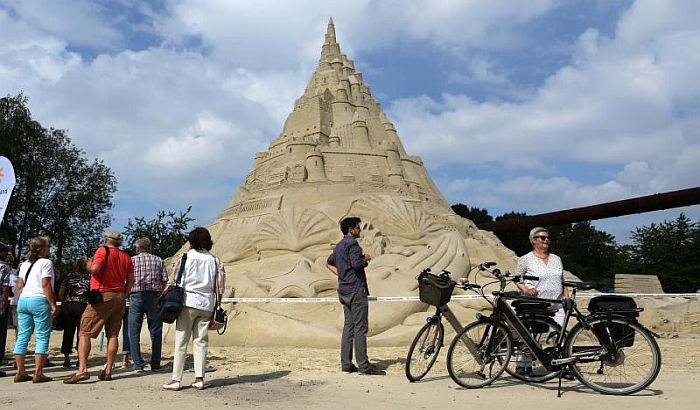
[405,267,561,383]
[445,262,662,395]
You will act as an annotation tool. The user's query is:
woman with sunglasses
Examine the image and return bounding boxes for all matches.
[515,227,570,325]
[514,227,572,378]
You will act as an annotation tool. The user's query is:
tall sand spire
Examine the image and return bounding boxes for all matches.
[174,20,517,347]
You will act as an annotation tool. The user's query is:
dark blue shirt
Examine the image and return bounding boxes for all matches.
[327,234,368,295]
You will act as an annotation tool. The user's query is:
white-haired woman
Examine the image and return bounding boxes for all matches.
[514,227,573,379]
[515,227,570,324]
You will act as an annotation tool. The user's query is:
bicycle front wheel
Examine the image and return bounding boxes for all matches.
[503,316,562,383]
[405,319,444,382]
[447,320,511,388]
[566,318,661,395]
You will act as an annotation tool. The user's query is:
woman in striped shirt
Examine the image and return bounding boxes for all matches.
[58,257,90,368]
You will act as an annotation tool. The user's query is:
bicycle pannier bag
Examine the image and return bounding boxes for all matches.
[587,295,639,347]
[418,272,455,307]
[512,300,554,333]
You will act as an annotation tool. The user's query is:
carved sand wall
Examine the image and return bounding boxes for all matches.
[167,19,519,347]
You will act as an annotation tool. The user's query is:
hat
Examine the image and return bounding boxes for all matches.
[0,239,10,253]
[104,231,123,241]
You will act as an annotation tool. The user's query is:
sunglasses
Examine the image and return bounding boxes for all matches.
[534,236,550,240]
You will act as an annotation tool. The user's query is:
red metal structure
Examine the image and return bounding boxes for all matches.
[476,187,700,232]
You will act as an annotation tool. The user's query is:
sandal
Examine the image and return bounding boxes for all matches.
[14,373,33,383]
[63,372,91,384]
[98,370,112,381]
[33,374,53,383]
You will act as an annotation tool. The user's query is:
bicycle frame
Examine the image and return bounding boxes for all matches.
[486,294,565,372]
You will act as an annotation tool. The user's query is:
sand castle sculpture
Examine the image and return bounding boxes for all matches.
[190,19,519,346]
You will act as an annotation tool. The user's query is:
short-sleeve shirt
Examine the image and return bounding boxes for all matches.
[18,258,55,299]
[515,252,564,300]
[91,246,134,292]
[131,252,168,293]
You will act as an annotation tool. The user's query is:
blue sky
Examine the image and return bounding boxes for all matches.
[1,0,698,244]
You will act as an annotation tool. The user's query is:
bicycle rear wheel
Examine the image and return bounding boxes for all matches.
[503,316,562,383]
[447,320,511,388]
[566,318,661,395]
[405,319,444,382]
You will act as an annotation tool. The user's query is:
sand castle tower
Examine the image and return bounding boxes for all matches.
[196,19,516,346]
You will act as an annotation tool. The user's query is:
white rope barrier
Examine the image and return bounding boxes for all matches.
[221,293,699,304]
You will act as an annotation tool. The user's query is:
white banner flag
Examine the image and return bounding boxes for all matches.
[0,156,17,225]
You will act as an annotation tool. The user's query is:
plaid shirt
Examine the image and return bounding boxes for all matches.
[130,252,168,293]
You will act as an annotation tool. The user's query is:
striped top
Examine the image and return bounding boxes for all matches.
[130,252,168,293]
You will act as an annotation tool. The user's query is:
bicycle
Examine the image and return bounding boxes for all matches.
[404,267,561,383]
[445,262,662,396]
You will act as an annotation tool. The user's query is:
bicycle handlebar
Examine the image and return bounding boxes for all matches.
[516,274,540,282]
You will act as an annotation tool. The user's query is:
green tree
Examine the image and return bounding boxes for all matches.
[493,211,531,256]
[0,93,116,264]
[123,207,195,259]
[622,213,700,293]
[451,203,494,225]
[549,222,620,287]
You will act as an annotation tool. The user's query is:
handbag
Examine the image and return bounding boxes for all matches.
[208,265,227,334]
[158,254,187,324]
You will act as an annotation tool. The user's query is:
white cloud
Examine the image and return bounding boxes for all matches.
[0,0,697,242]
[0,0,123,49]
[389,0,700,207]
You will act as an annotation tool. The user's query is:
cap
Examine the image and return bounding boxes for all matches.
[104,231,123,241]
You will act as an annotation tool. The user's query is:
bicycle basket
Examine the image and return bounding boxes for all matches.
[587,295,639,347]
[418,272,455,307]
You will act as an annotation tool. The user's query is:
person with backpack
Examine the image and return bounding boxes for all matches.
[12,236,59,383]
[63,231,134,384]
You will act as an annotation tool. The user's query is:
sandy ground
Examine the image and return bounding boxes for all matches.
[2,332,700,409]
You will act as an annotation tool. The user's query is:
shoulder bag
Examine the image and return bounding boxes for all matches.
[86,246,110,305]
[208,262,227,334]
[158,253,187,324]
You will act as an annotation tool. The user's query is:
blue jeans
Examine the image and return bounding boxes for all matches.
[14,297,52,355]
[122,306,130,353]
[128,292,163,369]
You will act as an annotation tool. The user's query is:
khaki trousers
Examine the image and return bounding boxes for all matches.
[172,307,210,381]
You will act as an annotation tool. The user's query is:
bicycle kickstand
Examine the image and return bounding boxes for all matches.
[557,370,563,398]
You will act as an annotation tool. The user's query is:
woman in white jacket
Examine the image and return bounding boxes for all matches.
[163,227,225,391]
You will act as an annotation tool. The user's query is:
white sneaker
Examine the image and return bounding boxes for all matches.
[191,380,205,390]
[162,381,181,391]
